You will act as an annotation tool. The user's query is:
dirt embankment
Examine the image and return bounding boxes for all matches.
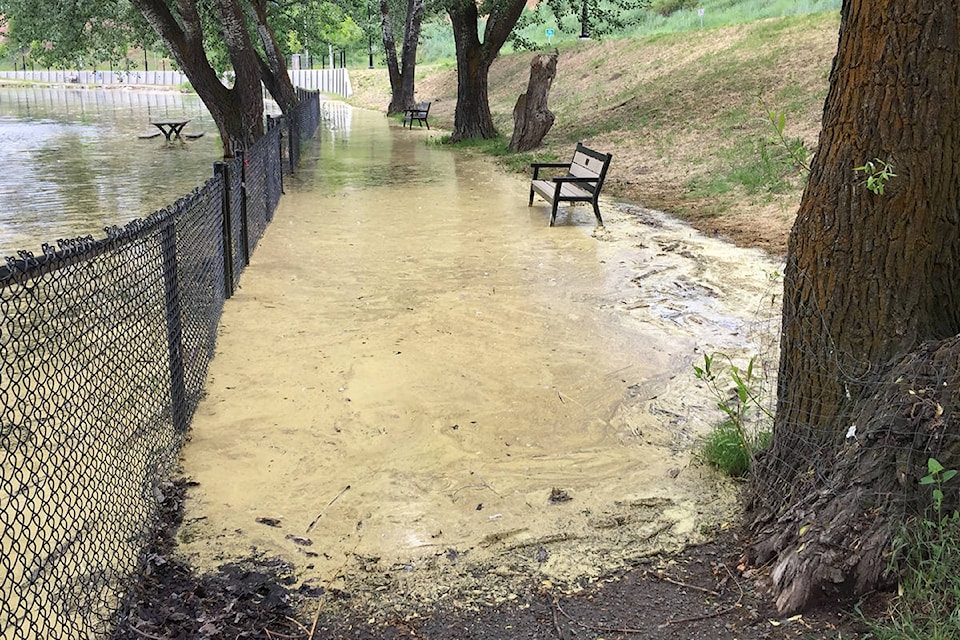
[349,12,841,257]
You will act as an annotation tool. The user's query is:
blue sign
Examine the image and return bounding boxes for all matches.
[546,29,555,37]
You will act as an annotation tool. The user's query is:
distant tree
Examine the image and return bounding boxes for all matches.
[446,0,645,142]
[746,0,960,613]
[446,0,527,141]
[380,0,426,115]
[0,0,299,154]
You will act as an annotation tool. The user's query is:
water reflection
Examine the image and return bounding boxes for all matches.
[0,86,222,256]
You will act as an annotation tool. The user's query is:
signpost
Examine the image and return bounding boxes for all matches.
[546,28,555,44]
[698,8,705,28]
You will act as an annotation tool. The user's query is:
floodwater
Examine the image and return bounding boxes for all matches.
[0,86,221,257]
[178,104,784,613]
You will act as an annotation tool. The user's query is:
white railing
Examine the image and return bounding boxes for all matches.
[0,68,353,98]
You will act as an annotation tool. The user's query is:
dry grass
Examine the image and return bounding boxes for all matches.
[349,12,841,256]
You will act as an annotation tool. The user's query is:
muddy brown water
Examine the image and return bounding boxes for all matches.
[0,86,221,257]
[177,103,784,614]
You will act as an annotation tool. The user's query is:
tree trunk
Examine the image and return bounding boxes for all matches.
[447,0,526,142]
[382,0,424,115]
[509,50,559,152]
[214,0,265,148]
[131,0,264,155]
[380,0,403,113]
[251,0,299,114]
[747,0,960,613]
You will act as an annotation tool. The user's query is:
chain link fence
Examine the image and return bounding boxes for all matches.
[0,90,321,639]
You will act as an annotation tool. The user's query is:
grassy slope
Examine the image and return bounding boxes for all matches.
[349,11,841,255]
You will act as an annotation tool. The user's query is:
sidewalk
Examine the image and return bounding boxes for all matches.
[174,105,779,613]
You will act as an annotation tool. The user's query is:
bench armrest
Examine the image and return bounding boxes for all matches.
[531,162,571,179]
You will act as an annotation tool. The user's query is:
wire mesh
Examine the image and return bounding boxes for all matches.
[0,90,320,639]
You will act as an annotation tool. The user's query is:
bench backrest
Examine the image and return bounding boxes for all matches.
[569,143,612,195]
[416,101,431,113]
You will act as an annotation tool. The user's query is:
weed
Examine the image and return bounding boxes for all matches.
[862,458,960,639]
[693,353,772,477]
[853,158,896,195]
[764,106,810,174]
[698,417,770,477]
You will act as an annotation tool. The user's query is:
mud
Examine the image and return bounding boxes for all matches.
[175,103,784,620]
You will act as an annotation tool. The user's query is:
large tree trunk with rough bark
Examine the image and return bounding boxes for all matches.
[746,0,960,614]
[509,50,558,152]
[382,0,424,115]
[447,0,526,142]
[251,0,299,114]
[132,0,267,155]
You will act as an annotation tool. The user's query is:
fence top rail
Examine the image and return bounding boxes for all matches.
[0,180,216,286]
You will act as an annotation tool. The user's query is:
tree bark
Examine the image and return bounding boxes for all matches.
[131,0,264,154]
[509,50,559,152]
[447,0,526,142]
[747,0,960,613]
[382,0,424,115]
[251,0,299,114]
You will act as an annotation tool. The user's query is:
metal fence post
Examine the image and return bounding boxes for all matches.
[237,149,251,267]
[214,161,235,299]
[287,114,297,178]
[160,220,188,433]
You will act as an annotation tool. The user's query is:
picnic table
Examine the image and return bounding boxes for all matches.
[150,118,192,141]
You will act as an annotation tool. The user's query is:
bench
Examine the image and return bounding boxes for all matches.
[403,102,431,129]
[529,143,612,226]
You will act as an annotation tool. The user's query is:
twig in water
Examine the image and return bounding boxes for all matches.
[284,616,312,637]
[308,522,365,640]
[643,569,721,596]
[305,484,351,533]
[129,624,168,640]
[554,597,646,635]
[659,563,744,627]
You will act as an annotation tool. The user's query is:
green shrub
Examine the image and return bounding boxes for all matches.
[650,0,699,17]
[693,353,773,478]
[863,459,960,640]
[698,418,771,477]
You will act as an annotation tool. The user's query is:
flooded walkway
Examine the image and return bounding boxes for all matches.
[177,104,783,611]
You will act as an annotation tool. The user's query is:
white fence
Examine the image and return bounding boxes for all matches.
[0,68,352,98]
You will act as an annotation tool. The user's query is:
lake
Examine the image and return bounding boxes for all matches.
[0,86,223,258]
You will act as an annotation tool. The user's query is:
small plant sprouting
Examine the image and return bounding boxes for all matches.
[866,457,960,638]
[765,108,810,175]
[854,157,897,195]
[920,457,957,515]
[693,352,773,477]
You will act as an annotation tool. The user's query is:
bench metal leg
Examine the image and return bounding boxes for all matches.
[549,201,560,226]
[593,201,604,227]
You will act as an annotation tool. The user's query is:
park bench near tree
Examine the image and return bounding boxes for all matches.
[402,102,431,129]
[528,143,612,226]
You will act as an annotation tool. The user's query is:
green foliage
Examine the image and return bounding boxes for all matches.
[510,0,651,51]
[693,353,772,477]
[853,158,896,195]
[698,418,759,477]
[650,0,698,17]
[0,0,149,69]
[765,107,810,175]
[864,458,960,640]
[687,104,809,199]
